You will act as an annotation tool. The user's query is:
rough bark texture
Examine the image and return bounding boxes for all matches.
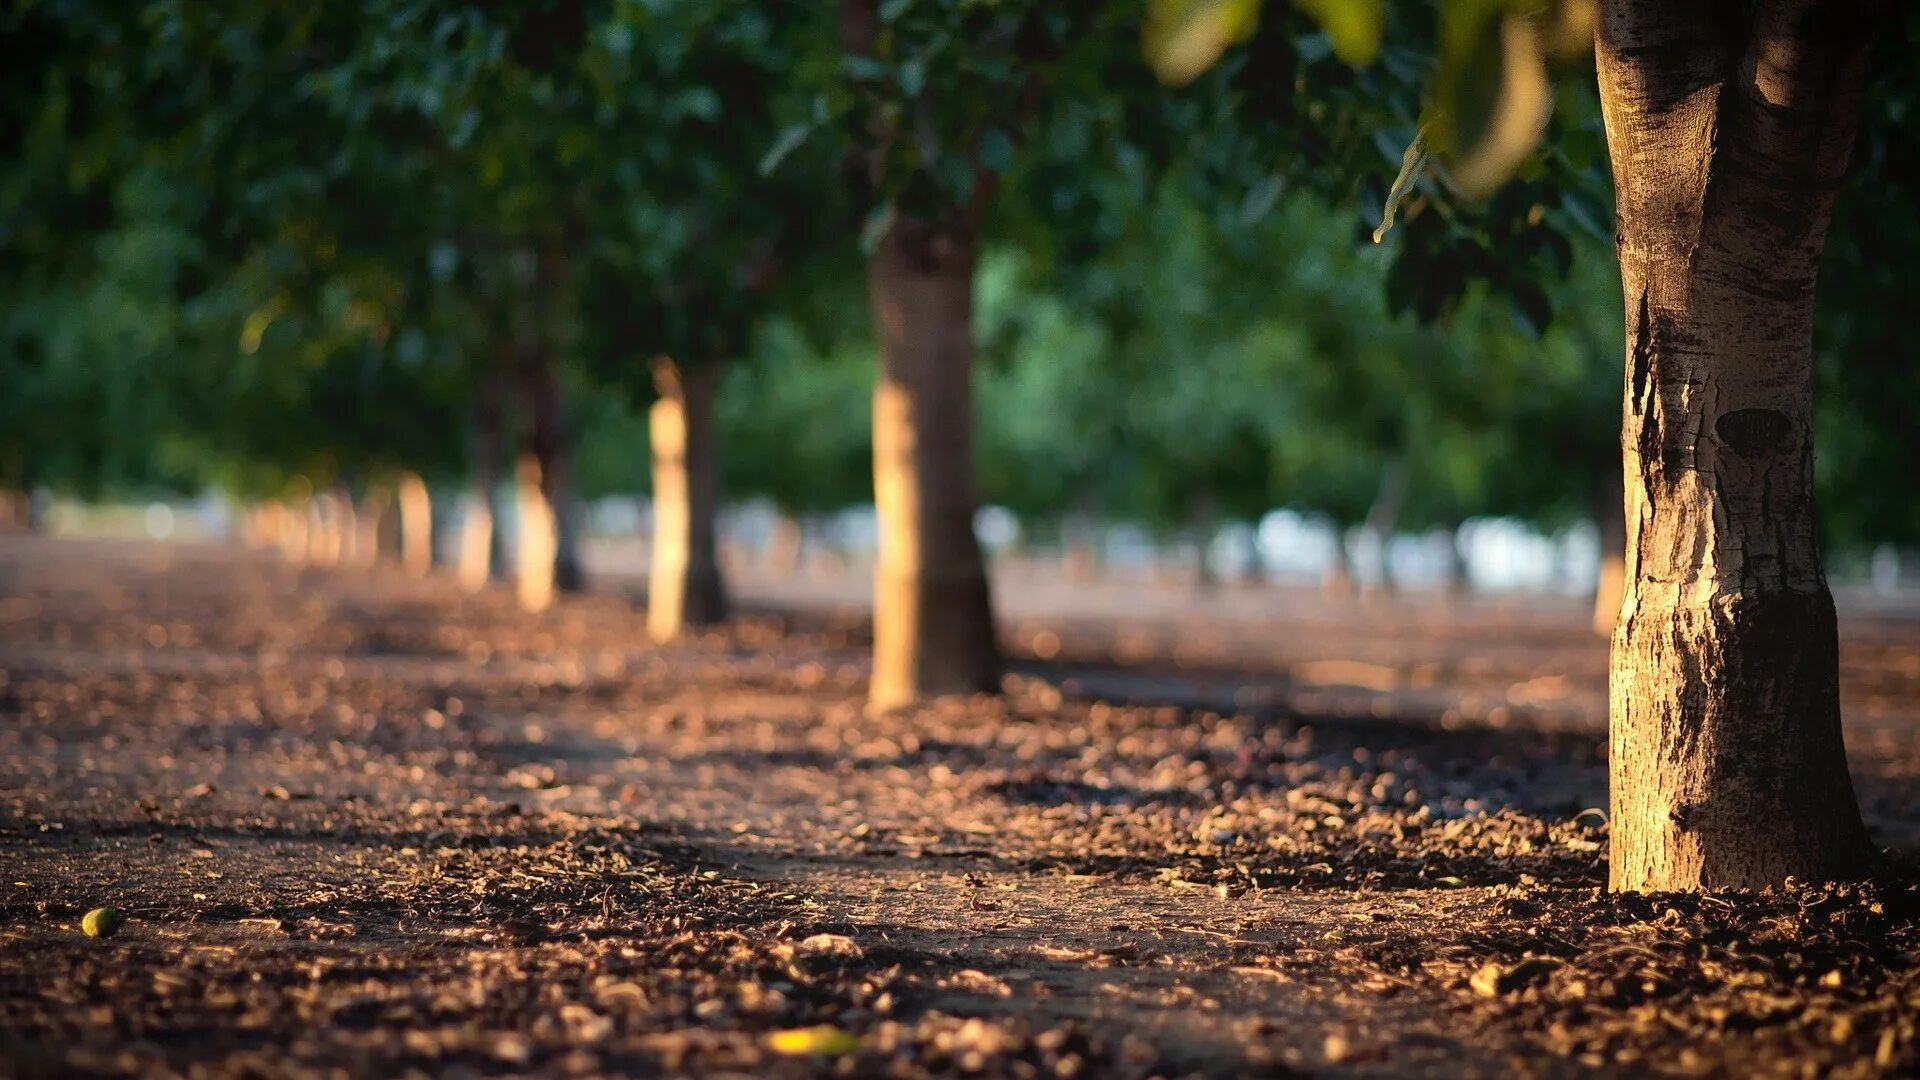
[866,215,1001,708]
[1598,0,1875,891]
[647,357,728,642]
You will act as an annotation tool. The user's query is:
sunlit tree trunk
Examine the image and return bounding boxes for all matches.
[515,453,557,613]
[1592,465,1625,635]
[397,472,433,577]
[520,348,584,595]
[866,214,1000,707]
[280,495,310,564]
[647,356,727,641]
[1598,0,1874,891]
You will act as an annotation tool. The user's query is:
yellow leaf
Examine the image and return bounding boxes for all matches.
[1440,13,1553,198]
[1297,0,1383,66]
[1143,0,1261,86]
[764,1026,859,1057]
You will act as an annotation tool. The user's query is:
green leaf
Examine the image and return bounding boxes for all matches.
[1373,126,1429,243]
[758,122,812,177]
[975,128,1015,174]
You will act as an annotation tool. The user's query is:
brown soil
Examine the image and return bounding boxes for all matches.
[2,535,1917,1078]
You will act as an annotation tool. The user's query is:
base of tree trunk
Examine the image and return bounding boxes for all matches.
[646,358,726,642]
[1610,589,1872,892]
[515,456,556,614]
[870,563,999,709]
[647,564,727,643]
[864,213,1001,709]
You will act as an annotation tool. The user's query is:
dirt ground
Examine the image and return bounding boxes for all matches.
[3,535,1919,1078]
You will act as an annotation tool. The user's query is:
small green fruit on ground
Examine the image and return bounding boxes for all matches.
[81,907,125,939]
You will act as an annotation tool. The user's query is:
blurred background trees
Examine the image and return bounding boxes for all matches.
[3,0,1914,642]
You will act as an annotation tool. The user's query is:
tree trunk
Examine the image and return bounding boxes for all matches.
[280,497,310,564]
[1592,464,1626,636]
[515,453,557,613]
[519,350,585,595]
[397,472,433,577]
[1061,502,1099,583]
[1189,492,1219,591]
[866,214,1000,707]
[1597,0,1874,891]
[359,484,393,568]
[459,376,506,593]
[1438,522,1470,599]
[1359,461,1407,601]
[1322,531,1355,600]
[647,356,727,641]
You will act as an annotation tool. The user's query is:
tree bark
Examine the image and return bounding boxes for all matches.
[361,483,395,568]
[1322,531,1355,600]
[1438,522,1470,600]
[647,356,728,641]
[458,374,506,593]
[397,472,433,577]
[515,452,557,613]
[1592,463,1626,636]
[1598,0,1875,891]
[1359,461,1408,601]
[866,214,1001,707]
[519,350,585,595]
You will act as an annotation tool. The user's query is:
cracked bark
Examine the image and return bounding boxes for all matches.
[1598,0,1875,890]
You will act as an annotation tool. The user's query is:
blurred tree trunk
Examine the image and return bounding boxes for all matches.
[397,472,433,577]
[1189,492,1218,590]
[1321,530,1355,600]
[1061,500,1100,583]
[764,516,803,574]
[842,0,999,707]
[1359,461,1407,601]
[514,452,557,613]
[459,372,506,593]
[1598,0,1873,891]
[866,214,1000,707]
[1591,462,1625,636]
[647,356,727,641]
[280,495,310,564]
[1438,520,1470,599]
[361,483,395,568]
[519,347,584,595]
